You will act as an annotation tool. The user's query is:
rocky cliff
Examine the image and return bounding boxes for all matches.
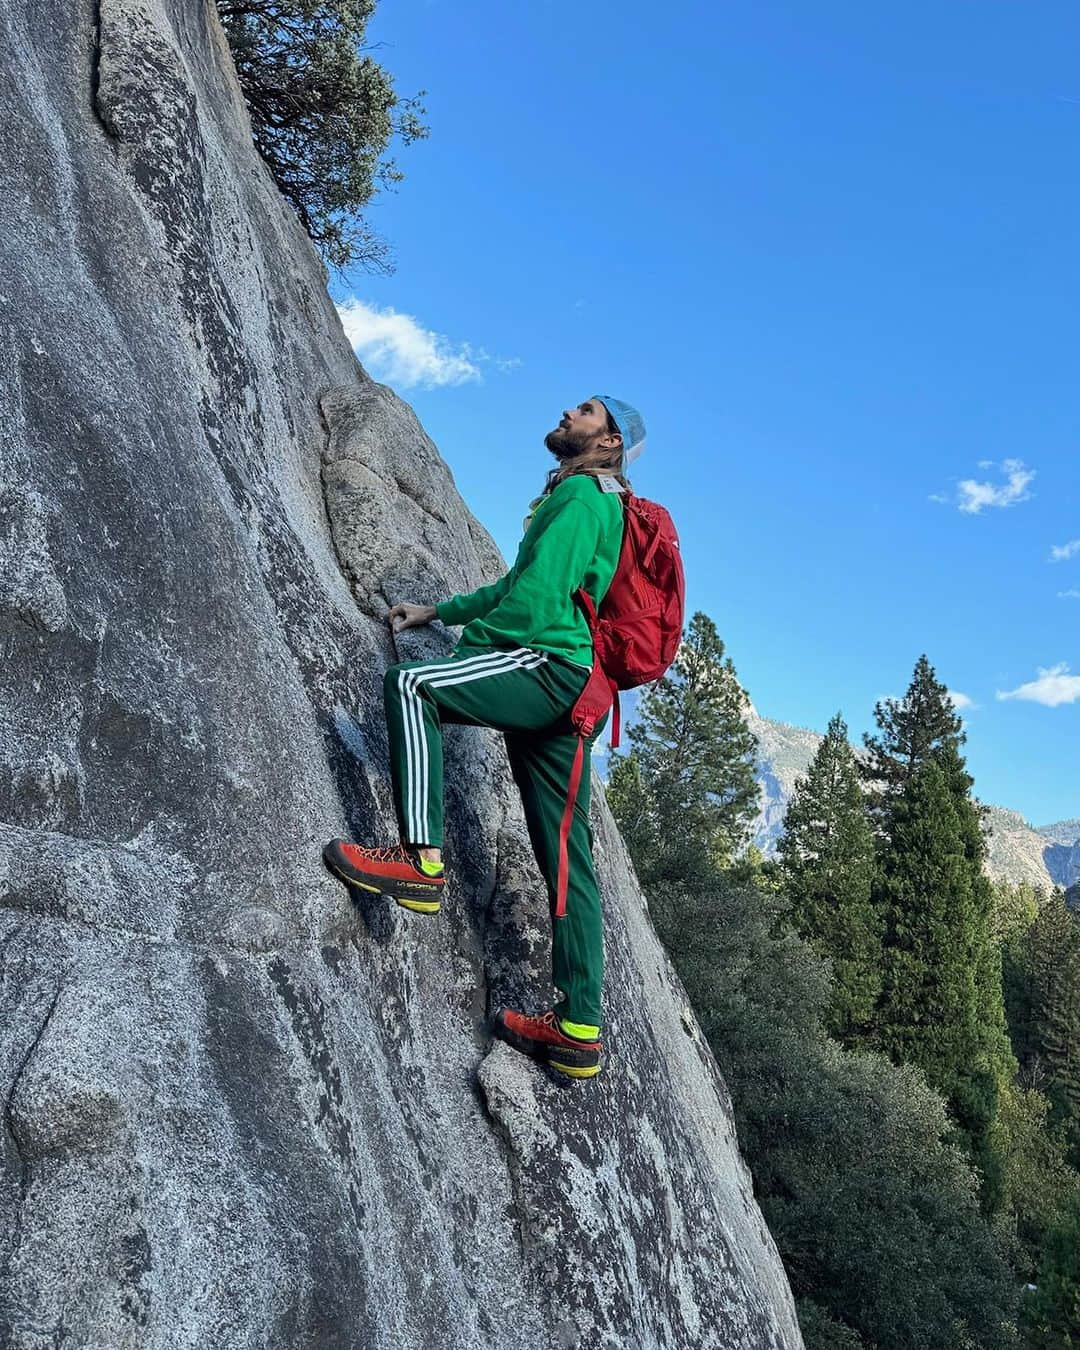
[0,2,803,1346]
[1036,820,1080,890]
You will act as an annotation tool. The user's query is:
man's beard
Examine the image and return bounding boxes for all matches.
[543,425,594,461]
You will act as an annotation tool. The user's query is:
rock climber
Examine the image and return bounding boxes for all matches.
[323,395,646,1079]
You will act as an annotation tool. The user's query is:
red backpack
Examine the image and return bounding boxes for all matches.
[552,484,686,919]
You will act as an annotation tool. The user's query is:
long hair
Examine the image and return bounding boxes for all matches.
[539,406,632,498]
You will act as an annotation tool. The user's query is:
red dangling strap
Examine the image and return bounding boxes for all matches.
[555,734,587,919]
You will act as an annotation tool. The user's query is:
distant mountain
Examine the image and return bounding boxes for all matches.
[1037,819,1080,844]
[744,701,1075,893]
[984,807,1068,892]
[1037,823,1080,890]
[744,700,843,854]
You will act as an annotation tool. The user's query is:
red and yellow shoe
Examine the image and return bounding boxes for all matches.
[322,839,445,913]
[492,1008,603,1078]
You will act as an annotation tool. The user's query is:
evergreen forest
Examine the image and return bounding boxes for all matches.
[606,615,1080,1350]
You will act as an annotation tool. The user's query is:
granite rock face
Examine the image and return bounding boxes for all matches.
[1036,820,1080,890]
[0,2,804,1346]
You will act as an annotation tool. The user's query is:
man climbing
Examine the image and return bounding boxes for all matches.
[323,395,646,1080]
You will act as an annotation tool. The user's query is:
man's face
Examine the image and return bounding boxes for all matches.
[544,399,622,462]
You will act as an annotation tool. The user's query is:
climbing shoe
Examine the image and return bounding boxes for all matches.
[322,839,445,913]
[492,1008,603,1079]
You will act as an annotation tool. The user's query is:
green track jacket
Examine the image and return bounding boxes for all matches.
[434,472,625,668]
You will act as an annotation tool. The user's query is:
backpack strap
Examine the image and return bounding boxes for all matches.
[553,686,621,920]
[551,489,632,917]
[570,584,621,745]
[575,584,599,629]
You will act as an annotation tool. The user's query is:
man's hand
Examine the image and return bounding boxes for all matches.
[387,602,437,634]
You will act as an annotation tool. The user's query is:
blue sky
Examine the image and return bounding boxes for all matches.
[328,1,1079,827]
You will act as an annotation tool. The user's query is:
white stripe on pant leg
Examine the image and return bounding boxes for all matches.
[401,649,548,843]
[398,648,549,843]
[407,651,549,837]
[398,649,533,842]
[401,649,549,842]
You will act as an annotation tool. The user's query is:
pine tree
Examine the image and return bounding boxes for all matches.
[859,654,988,835]
[1025,891,1080,1168]
[605,611,760,887]
[933,739,1016,1111]
[604,748,662,887]
[867,712,1016,1202]
[217,0,429,271]
[776,711,883,1043]
[872,755,980,1085]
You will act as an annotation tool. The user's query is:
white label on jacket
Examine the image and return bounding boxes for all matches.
[596,475,626,493]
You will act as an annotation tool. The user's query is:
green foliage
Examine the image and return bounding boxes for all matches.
[216,0,429,271]
[1030,895,1080,1165]
[858,652,975,819]
[652,871,1021,1350]
[606,612,760,885]
[1020,1190,1080,1349]
[776,711,883,1043]
[856,659,1016,1203]
[994,877,1043,949]
[605,748,665,888]
[1006,889,1080,1170]
[990,1080,1080,1281]
[611,630,1080,1346]
[1003,890,1042,1082]
[871,756,981,1076]
[795,1298,869,1350]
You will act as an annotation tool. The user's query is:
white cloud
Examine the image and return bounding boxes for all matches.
[946,688,976,711]
[996,663,1080,707]
[335,297,520,389]
[952,458,1035,514]
[1058,589,1080,599]
[1049,538,1080,561]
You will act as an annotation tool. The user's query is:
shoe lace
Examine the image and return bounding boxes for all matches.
[365,845,411,863]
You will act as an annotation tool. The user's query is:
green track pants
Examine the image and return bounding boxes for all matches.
[383,645,610,1029]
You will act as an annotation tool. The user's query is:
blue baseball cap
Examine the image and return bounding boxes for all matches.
[593,395,646,467]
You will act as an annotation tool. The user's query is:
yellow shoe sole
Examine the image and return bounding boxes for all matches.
[549,1060,601,1078]
[395,895,441,914]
